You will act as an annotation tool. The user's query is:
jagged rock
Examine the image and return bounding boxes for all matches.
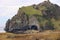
[28,15,41,31]
[5,9,28,33]
[4,0,60,33]
[4,19,11,32]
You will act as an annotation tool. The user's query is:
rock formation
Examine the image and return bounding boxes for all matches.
[4,1,60,33]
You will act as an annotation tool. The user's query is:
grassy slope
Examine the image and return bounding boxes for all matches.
[51,18,60,30]
[21,6,46,15]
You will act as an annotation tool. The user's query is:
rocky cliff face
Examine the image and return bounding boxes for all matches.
[4,1,60,33]
[5,10,29,33]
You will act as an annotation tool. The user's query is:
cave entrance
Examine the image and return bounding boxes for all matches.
[31,25,38,30]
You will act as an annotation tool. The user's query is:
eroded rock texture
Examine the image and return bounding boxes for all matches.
[4,1,60,33]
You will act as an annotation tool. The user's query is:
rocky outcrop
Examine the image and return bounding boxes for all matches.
[4,0,60,33]
[5,10,29,33]
[28,16,42,31]
[4,9,41,33]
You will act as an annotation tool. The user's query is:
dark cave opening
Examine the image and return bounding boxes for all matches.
[31,25,38,30]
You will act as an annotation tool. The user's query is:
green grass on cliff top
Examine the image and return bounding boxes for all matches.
[20,6,46,15]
